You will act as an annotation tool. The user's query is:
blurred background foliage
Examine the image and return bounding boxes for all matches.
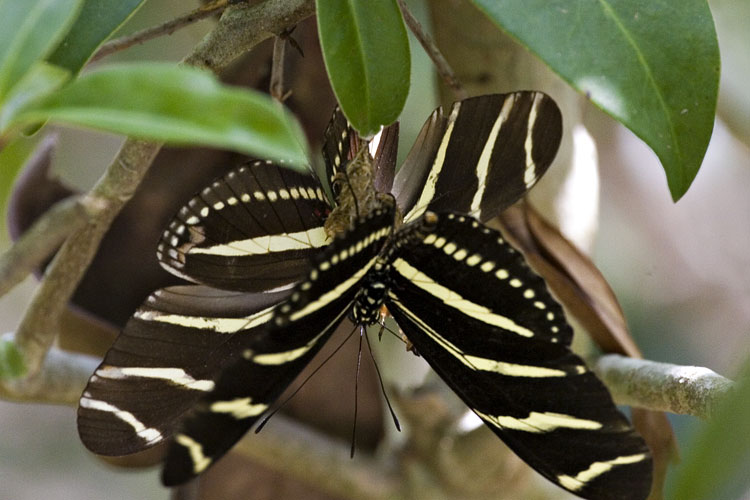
[0,0,748,499]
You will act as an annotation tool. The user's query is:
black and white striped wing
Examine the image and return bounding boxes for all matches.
[392,92,562,224]
[386,213,652,500]
[157,161,332,292]
[161,206,396,485]
[78,285,289,455]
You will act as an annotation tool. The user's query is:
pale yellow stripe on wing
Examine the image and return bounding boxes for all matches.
[557,453,649,492]
[134,305,275,333]
[95,366,215,391]
[475,410,602,433]
[189,227,330,256]
[249,307,350,365]
[79,397,163,445]
[388,293,563,378]
[470,95,516,217]
[210,397,268,419]
[288,255,379,322]
[174,434,212,474]
[392,258,534,337]
[523,93,543,188]
[462,356,566,377]
[404,103,461,223]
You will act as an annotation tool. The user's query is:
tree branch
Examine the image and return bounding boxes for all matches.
[183,0,315,70]
[595,354,735,419]
[234,413,399,500]
[0,195,103,298]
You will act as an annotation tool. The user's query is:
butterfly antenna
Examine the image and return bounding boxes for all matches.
[350,325,365,458]
[364,328,401,432]
[255,324,360,433]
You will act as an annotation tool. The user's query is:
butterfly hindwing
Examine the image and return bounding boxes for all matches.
[77,285,289,455]
[161,205,396,485]
[385,212,652,500]
[393,92,562,223]
[157,161,331,292]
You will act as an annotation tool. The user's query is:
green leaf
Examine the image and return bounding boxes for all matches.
[10,63,309,168]
[0,339,26,379]
[0,62,70,133]
[317,0,410,137]
[672,359,750,500]
[0,135,42,224]
[48,0,147,74]
[472,0,720,200]
[0,0,84,99]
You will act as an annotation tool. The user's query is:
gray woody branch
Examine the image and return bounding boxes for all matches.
[595,354,735,419]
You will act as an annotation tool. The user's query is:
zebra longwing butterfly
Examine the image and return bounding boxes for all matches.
[78,92,652,499]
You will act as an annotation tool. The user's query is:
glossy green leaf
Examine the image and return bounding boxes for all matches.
[0,62,70,133]
[0,339,26,379]
[48,0,146,74]
[472,0,720,200]
[0,0,84,99]
[11,63,309,168]
[672,360,750,500]
[317,0,410,137]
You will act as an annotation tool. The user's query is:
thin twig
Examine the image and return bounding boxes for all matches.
[396,0,467,100]
[0,195,104,298]
[91,0,231,62]
[595,354,735,419]
[13,140,162,377]
[270,35,288,101]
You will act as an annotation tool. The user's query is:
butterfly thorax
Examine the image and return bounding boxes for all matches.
[324,147,402,237]
[351,259,391,324]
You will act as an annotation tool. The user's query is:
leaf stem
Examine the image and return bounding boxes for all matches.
[395,0,467,100]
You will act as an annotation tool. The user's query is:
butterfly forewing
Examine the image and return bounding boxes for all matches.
[77,285,288,455]
[161,205,396,485]
[393,92,562,224]
[322,106,358,199]
[385,213,652,500]
[157,161,331,292]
